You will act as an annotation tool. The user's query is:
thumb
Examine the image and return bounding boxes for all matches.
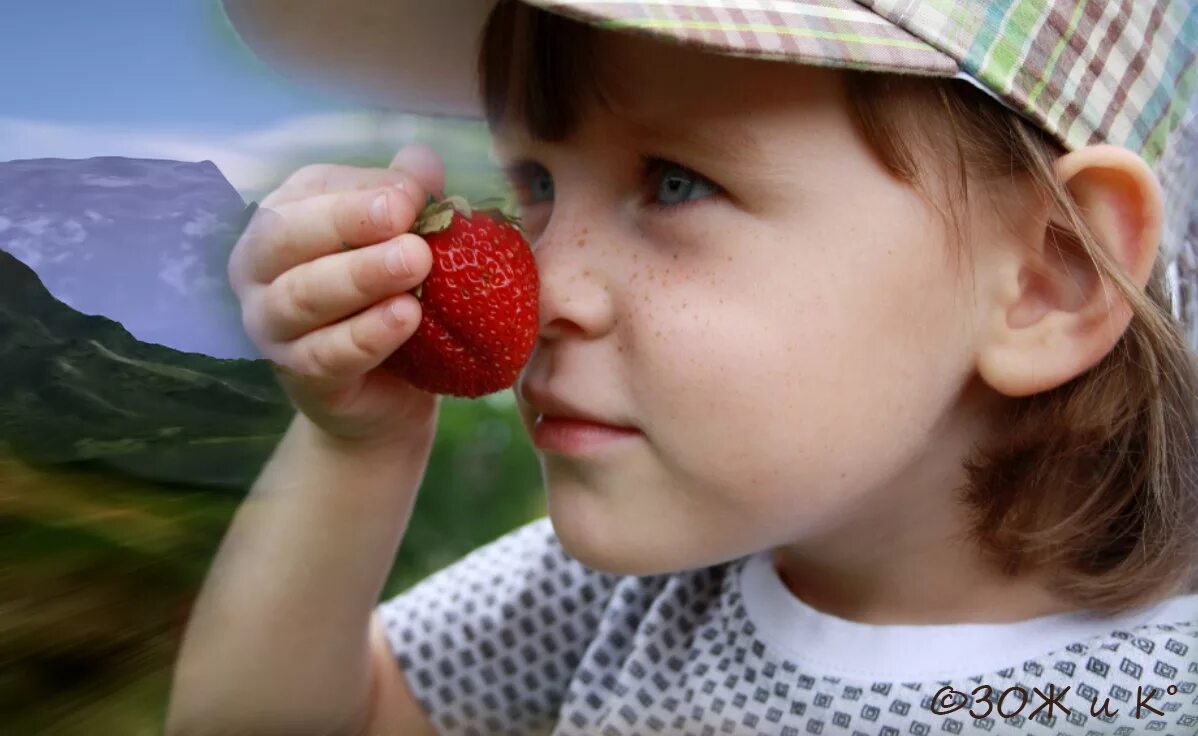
[390,143,446,201]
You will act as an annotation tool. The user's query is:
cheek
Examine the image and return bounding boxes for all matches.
[626,215,973,512]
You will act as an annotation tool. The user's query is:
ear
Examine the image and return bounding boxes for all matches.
[975,144,1164,398]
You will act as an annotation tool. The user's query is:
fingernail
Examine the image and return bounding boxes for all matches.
[383,299,406,328]
[391,143,431,173]
[370,193,390,229]
[385,243,409,276]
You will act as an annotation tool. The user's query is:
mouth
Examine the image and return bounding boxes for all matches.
[519,382,641,455]
[519,382,633,429]
[530,415,642,456]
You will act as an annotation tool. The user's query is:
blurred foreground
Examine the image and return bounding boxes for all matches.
[0,393,545,734]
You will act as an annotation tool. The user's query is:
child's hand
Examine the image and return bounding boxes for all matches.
[228,145,446,449]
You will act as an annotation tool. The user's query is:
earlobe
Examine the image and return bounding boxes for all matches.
[975,144,1164,398]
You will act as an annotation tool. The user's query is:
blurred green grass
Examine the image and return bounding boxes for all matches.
[1,392,547,734]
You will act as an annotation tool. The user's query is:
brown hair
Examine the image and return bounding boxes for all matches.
[478,0,1198,613]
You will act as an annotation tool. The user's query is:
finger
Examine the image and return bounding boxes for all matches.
[230,147,444,299]
[388,143,446,201]
[253,232,432,343]
[236,180,426,287]
[262,142,447,211]
[261,163,421,210]
[273,293,423,391]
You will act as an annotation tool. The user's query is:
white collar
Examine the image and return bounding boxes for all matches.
[734,549,1198,681]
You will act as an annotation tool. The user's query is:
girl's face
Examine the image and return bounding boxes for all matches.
[504,31,1004,576]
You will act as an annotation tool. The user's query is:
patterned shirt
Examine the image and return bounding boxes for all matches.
[376,517,1198,735]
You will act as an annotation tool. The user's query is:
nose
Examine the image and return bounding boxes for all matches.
[533,213,616,341]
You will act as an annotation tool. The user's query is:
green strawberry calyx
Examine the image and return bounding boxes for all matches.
[412,195,522,235]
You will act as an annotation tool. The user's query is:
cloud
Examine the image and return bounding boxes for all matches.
[5,214,87,243]
[5,235,42,267]
[0,112,429,203]
[18,215,50,236]
[158,252,195,295]
[81,175,136,187]
[158,250,221,297]
[55,218,87,245]
[182,209,225,238]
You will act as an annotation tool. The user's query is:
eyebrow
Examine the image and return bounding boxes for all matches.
[489,125,531,163]
[637,116,769,169]
[491,112,770,170]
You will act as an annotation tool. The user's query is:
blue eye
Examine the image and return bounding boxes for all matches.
[529,168,554,202]
[649,160,720,207]
[503,161,554,207]
[503,157,720,213]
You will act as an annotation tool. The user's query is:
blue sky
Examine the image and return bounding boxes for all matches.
[0,1,351,132]
[0,1,482,200]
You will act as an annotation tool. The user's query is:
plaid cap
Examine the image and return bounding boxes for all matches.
[223,0,1198,345]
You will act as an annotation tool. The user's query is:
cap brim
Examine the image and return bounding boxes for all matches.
[220,0,960,117]
[220,0,496,118]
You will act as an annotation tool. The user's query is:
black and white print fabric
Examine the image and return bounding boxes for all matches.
[376,517,1198,735]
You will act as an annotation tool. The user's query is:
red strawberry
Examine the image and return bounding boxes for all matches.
[382,196,539,398]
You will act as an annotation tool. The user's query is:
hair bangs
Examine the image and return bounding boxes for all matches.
[478,1,605,142]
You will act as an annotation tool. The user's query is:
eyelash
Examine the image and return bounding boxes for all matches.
[640,156,723,213]
[505,156,722,213]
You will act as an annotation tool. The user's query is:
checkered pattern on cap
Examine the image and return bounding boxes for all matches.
[526,0,1198,346]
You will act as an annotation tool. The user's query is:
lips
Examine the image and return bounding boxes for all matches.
[518,381,635,430]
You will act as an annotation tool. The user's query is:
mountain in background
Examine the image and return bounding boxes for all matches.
[0,156,260,360]
[0,246,294,490]
[0,151,521,491]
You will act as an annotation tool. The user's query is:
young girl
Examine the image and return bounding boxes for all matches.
[169,1,1198,734]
